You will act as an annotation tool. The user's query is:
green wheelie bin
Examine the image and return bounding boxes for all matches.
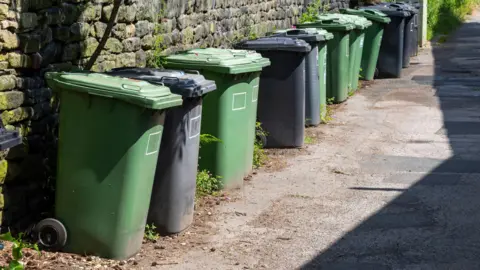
[163,49,270,188]
[327,13,372,92]
[296,16,355,104]
[41,72,182,259]
[270,28,333,125]
[340,8,391,81]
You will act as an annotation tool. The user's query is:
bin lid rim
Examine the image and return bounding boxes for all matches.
[235,37,312,52]
[105,67,218,97]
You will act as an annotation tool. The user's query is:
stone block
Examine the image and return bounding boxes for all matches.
[18,33,41,53]
[40,7,64,26]
[70,22,90,42]
[0,4,7,20]
[135,20,153,38]
[1,107,33,125]
[0,91,24,110]
[105,37,123,53]
[122,37,141,52]
[80,37,99,57]
[94,21,107,38]
[0,75,16,91]
[19,12,37,30]
[79,3,101,22]
[62,43,80,62]
[6,52,27,68]
[141,34,154,50]
[23,88,52,105]
[135,49,146,67]
[115,52,135,68]
[0,30,19,50]
[0,20,19,31]
[52,26,70,42]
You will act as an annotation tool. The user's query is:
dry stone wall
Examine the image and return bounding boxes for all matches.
[0,0,350,231]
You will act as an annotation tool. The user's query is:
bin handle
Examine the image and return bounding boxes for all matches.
[285,29,303,36]
[158,76,181,83]
[184,69,200,75]
[363,9,377,15]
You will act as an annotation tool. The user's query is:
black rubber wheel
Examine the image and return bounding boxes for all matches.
[35,218,67,250]
[255,131,267,148]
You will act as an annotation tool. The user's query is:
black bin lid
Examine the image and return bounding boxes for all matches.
[235,37,312,53]
[360,5,411,17]
[105,67,217,98]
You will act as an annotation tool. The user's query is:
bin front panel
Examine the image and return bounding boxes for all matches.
[56,91,165,259]
[149,98,203,234]
[198,71,259,188]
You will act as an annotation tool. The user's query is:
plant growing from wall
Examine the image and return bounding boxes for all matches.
[299,0,330,24]
[152,0,170,67]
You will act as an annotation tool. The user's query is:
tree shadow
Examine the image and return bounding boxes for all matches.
[0,0,90,233]
[300,17,480,270]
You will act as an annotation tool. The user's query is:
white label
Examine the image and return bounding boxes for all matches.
[188,115,201,139]
[360,36,364,48]
[252,85,259,102]
[232,92,247,111]
[145,131,162,156]
[346,36,350,57]
[323,48,327,85]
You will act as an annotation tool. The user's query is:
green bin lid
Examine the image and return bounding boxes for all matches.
[296,15,355,32]
[163,48,270,75]
[322,13,373,29]
[271,28,334,42]
[45,72,183,110]
[340,8,391,24]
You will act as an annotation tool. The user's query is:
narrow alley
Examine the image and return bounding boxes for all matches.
[158,10,480,270]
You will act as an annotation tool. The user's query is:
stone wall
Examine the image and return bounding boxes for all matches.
[0,0,350,231]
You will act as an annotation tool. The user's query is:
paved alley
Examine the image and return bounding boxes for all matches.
[157,11,480,270]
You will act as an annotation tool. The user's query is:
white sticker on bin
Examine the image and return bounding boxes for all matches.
[232,92,247,111]
[252,85,259,102]
[145,131,162,156]
[188,114,202,139]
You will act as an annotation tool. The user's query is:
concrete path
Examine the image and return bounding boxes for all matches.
[160,12,480,270]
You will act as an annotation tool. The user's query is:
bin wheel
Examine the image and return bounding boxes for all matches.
[374,68,380,78]
[256,131,267,148]
[35,218,67,250]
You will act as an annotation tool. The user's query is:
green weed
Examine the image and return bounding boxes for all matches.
[200,134,222,146]
[253,122,268,169]
[321,104,334,124]
[0,232,40,270]
[304,136,316,144]
[299,0,330,24]
[196,170,222,197]
[144,224,159,242]
[327,97,335,105]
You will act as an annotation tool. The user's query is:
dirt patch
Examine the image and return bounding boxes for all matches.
[0,194,229,270]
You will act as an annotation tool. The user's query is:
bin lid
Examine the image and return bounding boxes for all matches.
[323,13,373,29]
[270,28,334,42]
[234,37,311,52]
[45,72,183,110]
[340,8,391,24]
[296,15,356,31]
[105,67,217,98]
[360,5,411,17]
[163,48,271,75]
[387,2,419,14]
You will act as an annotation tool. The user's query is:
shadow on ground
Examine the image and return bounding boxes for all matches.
[301,18,480,270]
